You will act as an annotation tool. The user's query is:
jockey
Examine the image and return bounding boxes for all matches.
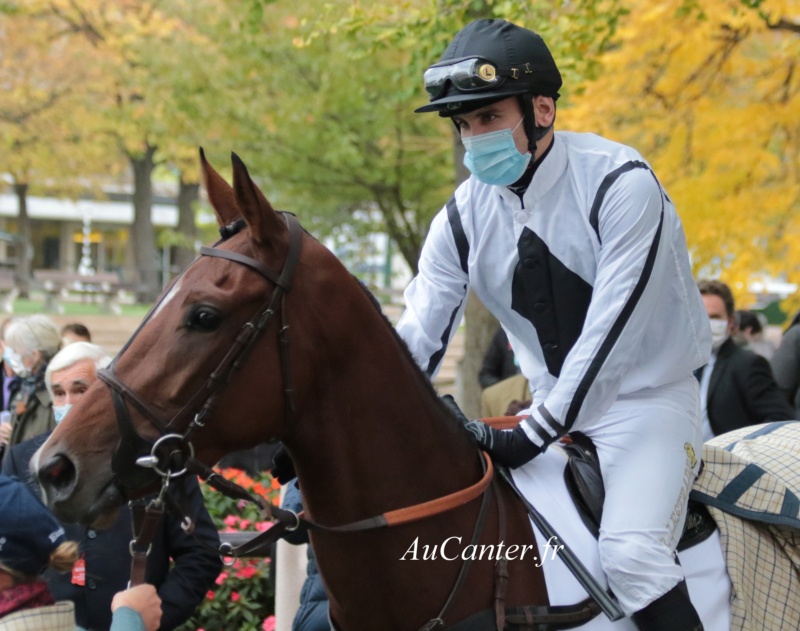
[396,18,711,631]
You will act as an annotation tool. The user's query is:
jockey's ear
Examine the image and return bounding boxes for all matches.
[230,152,288,254]
[200,147,240,227]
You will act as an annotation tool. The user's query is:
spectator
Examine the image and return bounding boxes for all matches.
[697,280,793,439]
[2,341,222,631]
[0,473,162,631]
[0,317,21,412]
[61,322,92,346]
[478,327,519,388]
[2,314,61,449]
[770,310,800,419]
[281,480,329,631]
[480,374,531,418]
[734,309,776,360]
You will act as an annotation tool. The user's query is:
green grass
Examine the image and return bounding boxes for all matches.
[6,297,151,318]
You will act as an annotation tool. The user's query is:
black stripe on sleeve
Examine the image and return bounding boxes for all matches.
[447,196,469,274]
[425,290,466,378]
[537,404,564,435]
[523,415,558,446]
[589,160,649,244]
[563,209,664,431]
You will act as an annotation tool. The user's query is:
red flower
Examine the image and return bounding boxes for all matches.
[236,565,258,580]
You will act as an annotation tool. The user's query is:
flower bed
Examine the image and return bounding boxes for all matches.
[175,468,281,631]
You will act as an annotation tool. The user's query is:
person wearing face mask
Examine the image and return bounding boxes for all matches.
[0,318,21,462]
[0,318,21,413]
[1,315,61,453]
[696,279,792,440]
[397,18,712,630]
[2,341,222,631]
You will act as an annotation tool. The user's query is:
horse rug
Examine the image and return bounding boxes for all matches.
[691,420,800,631]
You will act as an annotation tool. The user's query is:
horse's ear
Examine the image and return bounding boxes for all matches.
[230,152,286,247]
[200,148,239,227]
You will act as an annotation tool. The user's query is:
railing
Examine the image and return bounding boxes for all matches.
[33,269,126,315]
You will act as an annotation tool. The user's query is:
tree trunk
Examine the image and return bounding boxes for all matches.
[13,181,31,299]
[174,176,199,274]
[459,293,500,418]
[129,144,160,303]
[448,127,497,418]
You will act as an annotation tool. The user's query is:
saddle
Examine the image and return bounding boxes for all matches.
[562,432,716,551]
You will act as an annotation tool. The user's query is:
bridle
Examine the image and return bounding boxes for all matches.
[97,212,304,494]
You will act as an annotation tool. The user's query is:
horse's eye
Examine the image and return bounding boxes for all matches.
[186,306,222,332]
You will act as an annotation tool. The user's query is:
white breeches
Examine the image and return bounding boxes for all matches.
[580,376,703,615]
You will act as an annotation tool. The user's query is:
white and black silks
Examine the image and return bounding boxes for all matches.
[397,131,712,451]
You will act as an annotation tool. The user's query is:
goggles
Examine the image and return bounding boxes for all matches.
[423,58,520,100]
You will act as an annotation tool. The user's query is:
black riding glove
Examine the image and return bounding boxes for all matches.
[464,420,542,469]
[270,444,297,484]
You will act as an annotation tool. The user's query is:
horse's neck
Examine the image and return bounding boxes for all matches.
[289,315,479,525]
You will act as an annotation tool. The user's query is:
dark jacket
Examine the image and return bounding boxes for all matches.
[478,328,519,389]
[1,368,20,411]
[282,481,328,631]
[2,432,222,631]
[8,386,54,447]
[770,323,800,419]
[704,338,794,436]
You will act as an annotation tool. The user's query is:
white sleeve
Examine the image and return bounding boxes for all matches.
[521,166,670,447]
[396,199,470,378]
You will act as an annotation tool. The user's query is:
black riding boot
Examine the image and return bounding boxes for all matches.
[631,581,703,631]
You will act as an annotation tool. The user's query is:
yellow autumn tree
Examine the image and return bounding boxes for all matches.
[0,8,115,295]
[563,0,800,315]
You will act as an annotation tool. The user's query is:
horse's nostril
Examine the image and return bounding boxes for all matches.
[39,454,77,496]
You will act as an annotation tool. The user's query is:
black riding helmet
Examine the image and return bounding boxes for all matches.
[415,19,562,153]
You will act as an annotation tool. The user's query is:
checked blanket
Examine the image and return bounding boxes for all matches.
[691,421,800,631]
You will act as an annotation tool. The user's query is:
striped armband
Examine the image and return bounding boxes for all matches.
[520,404,564,450]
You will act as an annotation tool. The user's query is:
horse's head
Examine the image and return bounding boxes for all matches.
[35,151,339,526]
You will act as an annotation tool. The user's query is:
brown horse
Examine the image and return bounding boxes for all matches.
[36,152,556,630]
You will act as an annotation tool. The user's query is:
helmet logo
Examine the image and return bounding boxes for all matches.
[477,64,496,81]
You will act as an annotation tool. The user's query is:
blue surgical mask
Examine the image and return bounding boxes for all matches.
[53,404,73,424]
[462,118,531,186]
[3,346,29,379]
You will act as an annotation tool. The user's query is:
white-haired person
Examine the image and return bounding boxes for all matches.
[1,314,62,450]
[0,474,162,631]
[2,342,223,631]
[44,341,111,425]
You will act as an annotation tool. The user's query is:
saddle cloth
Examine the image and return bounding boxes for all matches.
[691,421,800,631]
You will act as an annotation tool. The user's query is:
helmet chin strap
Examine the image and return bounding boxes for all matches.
[520,94,554,155]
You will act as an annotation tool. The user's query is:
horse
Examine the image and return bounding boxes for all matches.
[35,151,737,630]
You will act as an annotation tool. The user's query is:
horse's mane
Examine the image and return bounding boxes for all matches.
[223,214,472,435]
[352,276,471,433]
